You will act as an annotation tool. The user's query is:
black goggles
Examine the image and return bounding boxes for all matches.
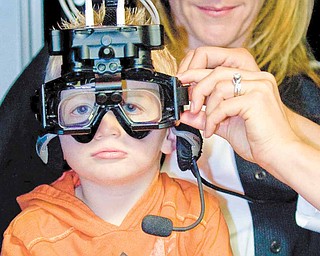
[34,69,189,137]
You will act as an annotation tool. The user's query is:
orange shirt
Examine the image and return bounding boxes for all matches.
[2,171,232,255]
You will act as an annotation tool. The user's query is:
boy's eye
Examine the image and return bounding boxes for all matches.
[123,103,140,114]
[71,105,92,115]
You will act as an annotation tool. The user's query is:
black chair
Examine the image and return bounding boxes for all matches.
[0,46,64,246]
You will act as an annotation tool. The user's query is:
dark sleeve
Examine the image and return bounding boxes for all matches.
[0,46,63,247]
[279,75,320,124]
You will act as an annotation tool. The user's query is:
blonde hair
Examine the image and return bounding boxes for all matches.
[46,5,177,81]
[154,0,320,86]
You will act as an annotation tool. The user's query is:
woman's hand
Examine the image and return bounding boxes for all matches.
[177,47,300,170]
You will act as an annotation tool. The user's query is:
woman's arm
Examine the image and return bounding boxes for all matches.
[287,109,320,150]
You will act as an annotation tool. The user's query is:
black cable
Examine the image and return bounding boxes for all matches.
[200,176,267,204]
[195,173,297,204]
[172,158,205,232]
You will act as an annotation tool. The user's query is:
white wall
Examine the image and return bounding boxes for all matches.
[0,0,44,104]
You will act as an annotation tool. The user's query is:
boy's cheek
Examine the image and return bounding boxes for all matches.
[59,135,80,155]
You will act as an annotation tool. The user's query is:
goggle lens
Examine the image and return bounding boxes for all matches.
[58,83,162,129]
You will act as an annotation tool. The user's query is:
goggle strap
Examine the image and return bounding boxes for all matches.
[36,134,57,164]
[103,0,118,26]
[176,86,189,106]
[103,0,138,26]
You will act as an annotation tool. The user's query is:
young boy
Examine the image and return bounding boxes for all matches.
[1,6,232,255]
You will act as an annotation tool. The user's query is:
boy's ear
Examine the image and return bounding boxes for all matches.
[161,128,176,155]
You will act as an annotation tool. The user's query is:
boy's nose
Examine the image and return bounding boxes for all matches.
[93,111,122,139]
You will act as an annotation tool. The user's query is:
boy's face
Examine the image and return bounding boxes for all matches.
[59,111,174,185]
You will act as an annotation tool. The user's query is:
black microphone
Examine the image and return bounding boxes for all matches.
[142,158,205,237]
[141,215,173,237]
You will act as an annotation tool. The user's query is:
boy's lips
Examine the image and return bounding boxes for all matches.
[91,148,127,159]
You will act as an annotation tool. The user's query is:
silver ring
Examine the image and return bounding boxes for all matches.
[232,73,242,97]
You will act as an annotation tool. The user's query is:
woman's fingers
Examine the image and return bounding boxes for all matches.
[179,110,207,131]
[203,82,286,138]
[178,47,260,73]
[183,68,277,114]
[180,74,284,140]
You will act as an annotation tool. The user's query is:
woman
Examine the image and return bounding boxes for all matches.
[155,0,320,255]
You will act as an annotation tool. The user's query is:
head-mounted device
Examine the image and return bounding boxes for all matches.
[31,9,189,162]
